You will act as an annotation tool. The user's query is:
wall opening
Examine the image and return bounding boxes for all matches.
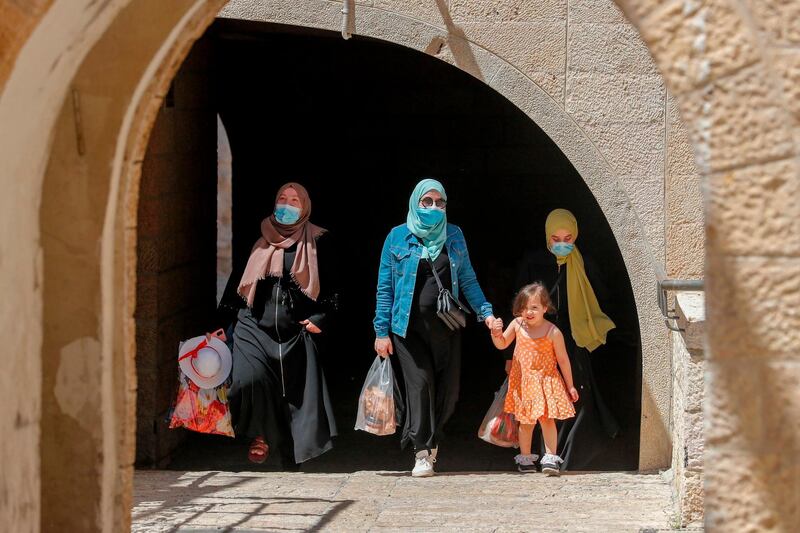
[135,19,641,473]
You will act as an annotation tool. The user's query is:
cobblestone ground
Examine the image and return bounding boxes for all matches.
[132,470,683,532]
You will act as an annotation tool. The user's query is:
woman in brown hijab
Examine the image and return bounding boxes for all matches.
[217,183,337,467]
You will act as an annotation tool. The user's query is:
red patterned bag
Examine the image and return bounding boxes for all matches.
[169,372,235,437]
[478,378,519,448]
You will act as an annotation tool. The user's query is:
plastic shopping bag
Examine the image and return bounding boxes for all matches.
[355,356,397,436]
[168,372,235,437]
[477,377,519,448]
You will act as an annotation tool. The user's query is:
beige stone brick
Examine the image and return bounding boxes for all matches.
[706,256,800,359]
[637,0,761,93]
[682,473,704,524]
[569,0,627,24]
[568,22,658,76]
[373,0,443,26]
[683,63,796,173]
[706,359,763,448]
[762,360,800,454]
[450,0,567,22]
[707,159,800,256]
[705,447,798,531]
[666,96,704,264]
[746,0,800,45]
[773,49,800,122]
[566,71,665,124]
[575,118,665,179]
[461,21,566,102]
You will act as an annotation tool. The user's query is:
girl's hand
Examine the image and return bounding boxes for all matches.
[300,319,321,334]
[491,317,504,337]
[568,386,579,403]
[375,337,393,358]
[484,315,496,329]
[504,360,511,375]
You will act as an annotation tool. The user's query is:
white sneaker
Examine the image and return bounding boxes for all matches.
[412,450,434,477]
[540,453,564,476]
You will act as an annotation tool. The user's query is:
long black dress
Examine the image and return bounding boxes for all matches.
[217,240,337,465]
[515,248,624,470]
[392,248,461,452]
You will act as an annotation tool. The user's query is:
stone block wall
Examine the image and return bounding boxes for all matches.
[135,35,218,466]
[216,115,233,304]
[670,292,705,526]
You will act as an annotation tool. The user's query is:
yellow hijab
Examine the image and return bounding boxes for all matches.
[545,209,615,352]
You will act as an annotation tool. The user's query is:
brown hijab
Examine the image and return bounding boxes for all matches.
[237,182,326,306]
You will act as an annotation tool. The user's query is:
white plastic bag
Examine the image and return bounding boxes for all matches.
[355,356,397,436]
[477,377,519,448]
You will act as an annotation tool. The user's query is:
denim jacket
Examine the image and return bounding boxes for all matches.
[374,223,494,338]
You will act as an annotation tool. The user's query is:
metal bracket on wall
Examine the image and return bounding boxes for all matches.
[341,0,354,40]
[657,279,704,332]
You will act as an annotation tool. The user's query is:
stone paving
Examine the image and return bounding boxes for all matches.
[132,469,684,532]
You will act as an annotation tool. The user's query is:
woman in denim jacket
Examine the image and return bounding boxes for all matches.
[373,178,495,477]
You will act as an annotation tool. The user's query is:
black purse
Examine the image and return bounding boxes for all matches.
[423,253,472,331]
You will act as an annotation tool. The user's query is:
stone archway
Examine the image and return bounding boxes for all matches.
[1,0,797,531]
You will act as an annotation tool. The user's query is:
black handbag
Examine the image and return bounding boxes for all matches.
[423,253,472,331]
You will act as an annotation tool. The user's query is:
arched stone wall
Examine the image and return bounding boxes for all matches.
[218,0,674,472]
[1,0,797,531]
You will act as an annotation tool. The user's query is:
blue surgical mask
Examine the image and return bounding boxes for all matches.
[274,204,301,225]
[416,206,445,226]
[550,242,575,257]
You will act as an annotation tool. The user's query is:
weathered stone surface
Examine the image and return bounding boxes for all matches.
[373,0,445,26]
[569,0,627,24]
[462,21,567,102]
[566,71,665,124]
[683,63,795,173]
[707,159,800,257]
[706,256,800,359]
[670,312,705,526]
[666,94,704,278]
[636,0,761,94]
[568,22,657,76]
[746,0,800,45]
[706,359,764,449]
[132,470,676,531]
[676,291,705,353]
[774,49,800,122]
[762,360,800,455]
[450,0,567,22]
[705,447,799,531]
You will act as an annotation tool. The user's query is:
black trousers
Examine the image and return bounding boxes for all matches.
[392,311,461,452]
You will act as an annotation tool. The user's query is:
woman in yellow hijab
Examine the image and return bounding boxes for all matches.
[514,208,622,471]
[544,209,616,351]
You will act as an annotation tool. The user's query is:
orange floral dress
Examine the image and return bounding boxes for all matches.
[504,322,576,424]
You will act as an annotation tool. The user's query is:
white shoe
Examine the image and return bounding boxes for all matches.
[540,453,563,476]
[412,450,434,477]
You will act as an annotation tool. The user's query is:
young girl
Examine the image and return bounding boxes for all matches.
[491,283,579,475]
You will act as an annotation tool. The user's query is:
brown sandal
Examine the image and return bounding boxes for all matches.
[248,436,269,464]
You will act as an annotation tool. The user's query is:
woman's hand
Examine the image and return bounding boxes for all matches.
[483,314,496,329]
[300,319,322,334]
[375,337,393,358]
[491,317,504,337]
[568,386,579,403]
